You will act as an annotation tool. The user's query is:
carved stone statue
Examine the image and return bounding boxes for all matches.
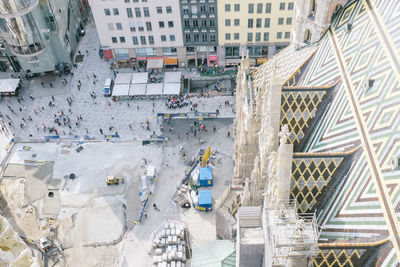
[278,124,290,145]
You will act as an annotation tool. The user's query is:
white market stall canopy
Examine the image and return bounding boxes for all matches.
[0,79,20,93]
[146,83,163,96]
[163,83,181,95]
[131,72,148,84]
[112,84,130,97]
[147,59,163,70]
[129,83,147,96]
[164,71,182,83]
[114,73,132,84]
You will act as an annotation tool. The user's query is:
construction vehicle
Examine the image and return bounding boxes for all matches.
[106,175,124,185]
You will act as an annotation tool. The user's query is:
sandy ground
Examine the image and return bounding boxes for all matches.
[0,117,234,266]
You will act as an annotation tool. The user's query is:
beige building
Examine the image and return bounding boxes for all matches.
[217,0,295,66]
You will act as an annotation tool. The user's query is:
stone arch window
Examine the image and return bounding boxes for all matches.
[304,29,312,44]
[308,0,317,19]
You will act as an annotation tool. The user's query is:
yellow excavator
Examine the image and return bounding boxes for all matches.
[106,175,124,185]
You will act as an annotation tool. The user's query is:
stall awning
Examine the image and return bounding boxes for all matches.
[129,83,147,96]
[103,49,113,59]
[146,83,163,96]
[256,57,268,64]
[164,71,182,83]
[147,58,163,69]
[163,83,181,95]
[112,84,130,97]
[0,79,20,93]
[115,73,132,84]
[131,72,148,84]
[225,58,241,65]
[164,58,178,65]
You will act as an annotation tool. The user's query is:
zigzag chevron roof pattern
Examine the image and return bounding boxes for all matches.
[291,0,400,265]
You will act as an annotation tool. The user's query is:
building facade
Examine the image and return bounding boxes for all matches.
[0,0,88,74]
[217,0,295,66]
[179,0,218,68]
[292,0,346,47]
[89,0,184,69]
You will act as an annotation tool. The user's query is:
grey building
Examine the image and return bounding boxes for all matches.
[0,0,89,75]
[179,0,218,67]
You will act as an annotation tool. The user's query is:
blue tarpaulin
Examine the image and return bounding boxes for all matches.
[199,167,213,187]
[198,190,212,208]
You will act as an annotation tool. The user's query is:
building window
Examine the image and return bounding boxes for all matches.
[194,34,199,42]
[309,0,316,17]
[234,33,239,40]
[144,7,150,17]
[129,22,136,32]
[134,8,140,17]
[120,36,125,43]
[200,6,206,14]
[202,20,207,27]
[247,33,253,42]
[168,21,174,28]
[159,21,165,28]
[148,36,154,44]
[225,19,231,26]
[277,32,282,39]
[202,34,207,42]
[104,9,111,16]
[225,46,239,57]
[256,18,262,28]
[304,29,311,43]
[288,2,294,10]
[193,20,198,27]
[163,47,177,55]
[116,23,122,30]
[248,4,254,13]
[127,8,133,18]
[125,0,129,2]
[225,33,231,40]
[234,4,240,11]
[210,20,215,27]
[140,36,146,45]
[234,19,240,26]
[285,32,290,39]
[264,32,269,41]
[183,7,189,15]
[108,23,114,31]
[225,4,230,12]
[255,33,261,41]
[113,8,119,15]
[265,3,271,13]
[161,35,167,41]
[280,3,285,10]
[210,35,216,42]
[286,18,292,25]
[157,7,162,14]
[248,19,253,28]
[209,6,215,14]
[184,20,190,28]
[138,22,144,31]
[278,18,284,25]
[146,22,152,31]
[186,34,191,43]
[166,6,172,13]
[114,49,128,58]
[112,37,117,43]
[264,18,270,28]
[132,36,138,45]
[257,3,262,13]
[170,35,176,41]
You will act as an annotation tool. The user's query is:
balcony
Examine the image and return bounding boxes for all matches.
[181,0,188,3]
[209,27,216,32]
[199,0,205,2]
[190,0,196,3]
[201,27,207,32]
[200,13,206,18]
[184,27,191,33]
[191,13,198,18]
[10,43,44,57]
[183,14,189,19]
[192,27,199,32]
[209,13,215,18]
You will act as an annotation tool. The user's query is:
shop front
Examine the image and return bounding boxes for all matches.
[207,55,218,67]
[136,57,147,69]
[164,58,178,69]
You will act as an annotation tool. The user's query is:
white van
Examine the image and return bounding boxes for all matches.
[103,78,114,97]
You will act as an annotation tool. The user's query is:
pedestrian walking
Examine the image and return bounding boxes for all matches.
[129,124,133,130]
[153,203,159,211]
[77,80,81,90]
[50,83,53,87]
[99,128,103,134]
[29,94,34,100]
[41,82,44,87]
[85,128,89,134]
[194,129,197,136]
[227,130,231,138]
[213,126,216,132]
[137,105,139,110]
